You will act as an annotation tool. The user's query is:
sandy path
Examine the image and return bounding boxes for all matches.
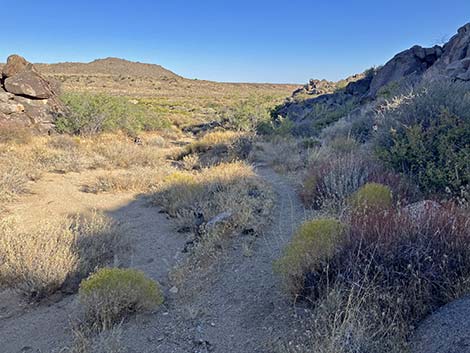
[0,170,187,353]
[1,165,309,353]
[120,165,310,353]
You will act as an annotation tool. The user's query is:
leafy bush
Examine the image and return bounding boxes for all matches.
[349,183,392,212]
[57,93,170,135]
[79,268,163,329]
[286,205,470,353]
[0,212,126,299]
[275,219,346,296]
[375,80,470,198]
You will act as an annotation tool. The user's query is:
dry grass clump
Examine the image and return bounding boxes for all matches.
[0,157,30,204]
[0,124,33,145]
[154,161,273,236]
[254,137,306,173]
[65,324,126,353]
[177,130,254,168]
[0,212,127,299]
[83,167,173,194]
[278,202,470,352]
[79,268,163,329]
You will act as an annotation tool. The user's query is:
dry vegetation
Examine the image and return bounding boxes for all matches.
[0,212,126,299]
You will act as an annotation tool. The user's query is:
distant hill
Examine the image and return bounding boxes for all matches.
[36,57,182,80]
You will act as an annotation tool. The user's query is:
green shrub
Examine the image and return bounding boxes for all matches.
[79,268,163,328]
[349,183,393,212]
[375,80,470,198]
[57,93,170,135]
[275,219,346,296]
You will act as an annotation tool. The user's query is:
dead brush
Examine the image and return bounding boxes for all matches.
[279,204,470,352]
[0,212,128,300]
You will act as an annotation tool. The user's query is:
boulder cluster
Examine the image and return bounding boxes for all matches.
[0,54,65,132]
[278,23,470,129]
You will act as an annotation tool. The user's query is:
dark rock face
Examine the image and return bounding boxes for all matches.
[0,54,64,132]
[367,45,442,97]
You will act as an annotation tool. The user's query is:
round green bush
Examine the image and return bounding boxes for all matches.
[275,218,346,296]
[350,183,392,212]
[79,268,163,328]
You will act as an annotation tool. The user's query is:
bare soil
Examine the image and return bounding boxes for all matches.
[0,164,311,353]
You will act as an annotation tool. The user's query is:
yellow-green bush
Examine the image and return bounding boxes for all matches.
[275,219,346,296]
[79,268,163,328]
[350,182,392,212]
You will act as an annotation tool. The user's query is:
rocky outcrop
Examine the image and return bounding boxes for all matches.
[277,23,470,134]
[0,54,64,132]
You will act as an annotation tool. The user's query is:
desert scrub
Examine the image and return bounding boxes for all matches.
[178,130,254,168]
[349,182,393,212]
[153,162,273,233]
[0,124,33,145]
[79,268,163,328]
[0,157,30,204]
[275,219,346,296]
[375,80,470,198]
[0,212,127,299]
[286,205,470,353]
[57,92,171,135]
[83,167,172,193]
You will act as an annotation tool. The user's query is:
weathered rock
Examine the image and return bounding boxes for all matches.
[2,54,36,78]
[4,70,53,99]
[367,45,442,98]
[0,54,64,132]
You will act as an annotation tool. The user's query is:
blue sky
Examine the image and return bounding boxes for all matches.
[1,1,469,83]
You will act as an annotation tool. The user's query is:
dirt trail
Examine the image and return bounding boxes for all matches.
[1,165,308,353]
[0,170,187,353]
[120,165,310,353]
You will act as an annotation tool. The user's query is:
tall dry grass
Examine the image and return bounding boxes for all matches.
[0,212,127,299]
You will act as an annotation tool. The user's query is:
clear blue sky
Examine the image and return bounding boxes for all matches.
[1,1,469,83]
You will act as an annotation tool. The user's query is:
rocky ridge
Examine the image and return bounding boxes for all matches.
[278,23,470,133]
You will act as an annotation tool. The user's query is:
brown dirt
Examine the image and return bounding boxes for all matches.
[0,164,312,353]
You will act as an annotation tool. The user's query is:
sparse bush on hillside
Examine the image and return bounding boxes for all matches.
[223,97,272,132]
[0,212,126,299]
[57,92,170,135]
[280,204,470,353]
[79,268,163,329]
[300,151,377,211]
[274,219,346,296]
[375,80,470,198]
[0,157,30,205]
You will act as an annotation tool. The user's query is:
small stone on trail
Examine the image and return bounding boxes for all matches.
[169,286,179,294]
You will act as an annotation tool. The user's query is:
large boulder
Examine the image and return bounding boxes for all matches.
[4,70,54,99]
[2,54,37,78]
[367,45,442,98]
[0,54,64,132]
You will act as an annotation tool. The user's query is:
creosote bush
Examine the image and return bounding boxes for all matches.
[0,212,126,299]
[57,92,170,135]
[79,268,163,329]
[275,219,346,296]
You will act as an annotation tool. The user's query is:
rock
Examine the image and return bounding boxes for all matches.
[367,45,442,98]
[4,70,53,99]
[169,286,179,294]
[0,54,65,132]
[2,54,36,78]
[205,211,232,228]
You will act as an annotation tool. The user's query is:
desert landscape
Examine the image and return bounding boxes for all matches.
[0,8,469,353]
